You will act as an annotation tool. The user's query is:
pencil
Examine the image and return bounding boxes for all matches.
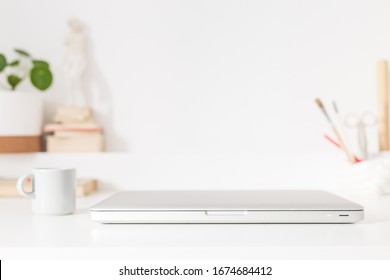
[315,98,355,163]
[324,134,361,163]
[332,101,355,159]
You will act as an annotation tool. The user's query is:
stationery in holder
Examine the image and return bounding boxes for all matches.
[377,60,389,151]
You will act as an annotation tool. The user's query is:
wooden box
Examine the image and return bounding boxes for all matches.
[0,136,41,153]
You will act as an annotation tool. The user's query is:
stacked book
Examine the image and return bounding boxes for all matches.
[44,107,105,152]
[0,178,98,197]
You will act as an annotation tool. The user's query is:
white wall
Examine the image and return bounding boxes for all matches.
[1,0,387,155]
[2,1,390,192]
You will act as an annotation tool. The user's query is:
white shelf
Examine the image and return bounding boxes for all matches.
[0,152,362,195]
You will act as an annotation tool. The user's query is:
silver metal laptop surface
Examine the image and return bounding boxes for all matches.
[90,190,364,224]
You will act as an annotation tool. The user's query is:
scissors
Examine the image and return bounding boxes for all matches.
[345,112,376,160]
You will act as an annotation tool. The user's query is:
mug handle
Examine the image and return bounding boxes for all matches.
[17,173,34,198]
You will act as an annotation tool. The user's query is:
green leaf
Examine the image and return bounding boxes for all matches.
[30,66,53,91]
[14,49,30,57]
[7,75,22,90]
[0,54,7,72]
[8,60,20,67]
[32,60,49,68]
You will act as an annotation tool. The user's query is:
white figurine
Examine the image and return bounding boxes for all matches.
[63,18,87,106]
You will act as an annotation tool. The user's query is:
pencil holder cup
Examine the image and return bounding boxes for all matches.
[338,153,390,195]
[346,153,390,195]
[370,153,390,194]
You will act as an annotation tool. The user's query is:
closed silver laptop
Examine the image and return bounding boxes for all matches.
[90,190,364,224]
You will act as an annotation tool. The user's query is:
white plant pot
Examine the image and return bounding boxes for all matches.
[0,91,43,136]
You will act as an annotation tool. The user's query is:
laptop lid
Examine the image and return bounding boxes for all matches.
[90,190,364,224]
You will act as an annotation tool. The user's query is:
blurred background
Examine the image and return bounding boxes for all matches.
[1,0,389,191]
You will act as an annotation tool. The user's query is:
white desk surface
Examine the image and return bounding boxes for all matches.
[1,190,390,260]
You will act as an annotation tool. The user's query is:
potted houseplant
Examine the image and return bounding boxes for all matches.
[0,49,53,137]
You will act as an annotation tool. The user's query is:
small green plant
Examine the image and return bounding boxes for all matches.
[0,49,53,91]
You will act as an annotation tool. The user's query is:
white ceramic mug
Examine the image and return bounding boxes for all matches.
[17,168,76,215]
